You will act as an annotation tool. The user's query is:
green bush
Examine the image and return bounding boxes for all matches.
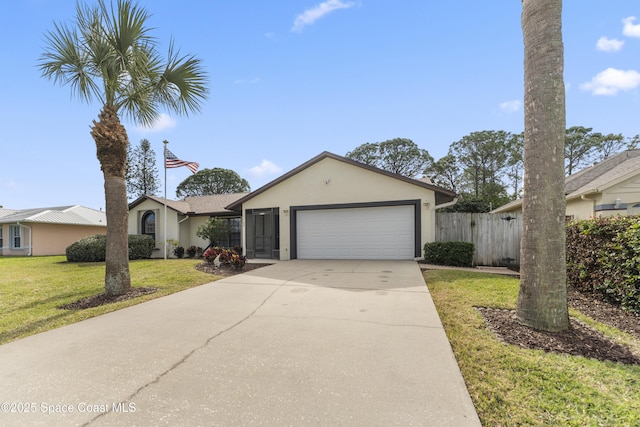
[567,216,640,313]
[424,241,474,267]
[173,246,185,259]
[66,234,154,262]
[128,235,155,260]
[66,234,107,262]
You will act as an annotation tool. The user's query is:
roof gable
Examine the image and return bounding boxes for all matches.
[226,151,456,210]
[128,193,248,216]
[565,150,640,194]
[492,150,640,213]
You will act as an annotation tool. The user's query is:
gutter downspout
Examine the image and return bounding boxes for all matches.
[581,194,597,217]
[435,197,459,210]
[16,222,32,256]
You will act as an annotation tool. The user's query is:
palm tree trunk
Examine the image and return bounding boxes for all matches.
[91,105,131,296]
[517,0,569,332]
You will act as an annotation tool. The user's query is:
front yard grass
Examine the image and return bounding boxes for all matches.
[425,269,640,426]
[0,256,217,345]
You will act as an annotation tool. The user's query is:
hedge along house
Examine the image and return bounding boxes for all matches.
[225,151,457,261]
[0,205,106,256]
[127,193,247,258]
[492,149,640,220]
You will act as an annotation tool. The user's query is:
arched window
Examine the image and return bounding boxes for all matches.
[141,211,156,243]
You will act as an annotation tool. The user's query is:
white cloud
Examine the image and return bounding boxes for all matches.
[623,16,640,38]
[596,36,624,52]
[580,68,640,95]
[291,0,355,33]
[136,113,177,133]
[499,100,521,113]
[246,160,282,178]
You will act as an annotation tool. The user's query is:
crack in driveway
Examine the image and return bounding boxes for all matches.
[84,281,287,426]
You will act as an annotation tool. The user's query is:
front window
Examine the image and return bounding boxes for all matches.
[141,211,156,243]
[9,225,22,249]
[210,217,241,248]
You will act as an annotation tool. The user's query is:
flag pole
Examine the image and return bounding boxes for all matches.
[163,139,168,260]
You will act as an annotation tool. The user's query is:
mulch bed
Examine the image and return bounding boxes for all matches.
[477,288,640,365]
[58,262,272,310]
[193,262,272,275]
[58,287,159,310]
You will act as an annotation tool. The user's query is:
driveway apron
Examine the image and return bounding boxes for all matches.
[0,260,480,426]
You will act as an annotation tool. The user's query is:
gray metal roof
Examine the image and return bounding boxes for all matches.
[0,205,107,226]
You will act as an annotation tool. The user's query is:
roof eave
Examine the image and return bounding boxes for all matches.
[225,151,456,211]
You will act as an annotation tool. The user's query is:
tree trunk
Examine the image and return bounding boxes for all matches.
[91,105,131,296]
[517,0,569,332]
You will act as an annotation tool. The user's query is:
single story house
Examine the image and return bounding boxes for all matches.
[127,193,247,257]
[492,149,640,220]
[130,151,456,260]
[0,205,107,256]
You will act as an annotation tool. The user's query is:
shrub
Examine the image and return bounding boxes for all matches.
[66,234,106,262]
[66,234,154,262]
[202,246,246,269]
[128,235,154,260]
[424,241,474,267]
[186,246,204,258]
[174,246,185,259]
[567,216,640,313]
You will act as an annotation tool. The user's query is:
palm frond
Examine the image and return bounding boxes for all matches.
[39,20,101,104]
[154,40,209,116]
[40,0,208,125]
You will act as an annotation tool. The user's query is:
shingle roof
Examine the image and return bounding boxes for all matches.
[565,149,640,195]
[492,149,640,213]
[129,193,248,216]
[565,150,640,199]
[0,205,106,226]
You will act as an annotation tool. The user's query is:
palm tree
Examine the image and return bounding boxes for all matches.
[517,0,569,331]
[39,0,208,296]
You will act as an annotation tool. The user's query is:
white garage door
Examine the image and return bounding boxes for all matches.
[296,205,415,260]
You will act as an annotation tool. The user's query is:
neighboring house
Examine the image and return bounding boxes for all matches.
[127,193,247,257]
[0,205,107,256]
[129,151,456,260]
[492,149,640,220]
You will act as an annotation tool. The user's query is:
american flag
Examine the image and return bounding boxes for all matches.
[165,148,199,174]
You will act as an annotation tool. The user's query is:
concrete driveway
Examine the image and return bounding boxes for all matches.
[0,260,480,426]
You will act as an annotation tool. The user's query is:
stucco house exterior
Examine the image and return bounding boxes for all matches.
[492,149,640,220]
[127,193,246,257]
[0,205,107,256]
[131,151,456,260]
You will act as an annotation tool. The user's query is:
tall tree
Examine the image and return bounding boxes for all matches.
[449,130,510,205]
[425,153,461,193]
[126,139,160,199]
[176,168,250,198]
[505,132,524,199]
[40,0,208,296]
[346,138,433,177]
[594,133,626,162]
[517,0,569,332]
[564,126,600,175]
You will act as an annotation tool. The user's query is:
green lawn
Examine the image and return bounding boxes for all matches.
[425,269,640,426]
[0,256,217,345]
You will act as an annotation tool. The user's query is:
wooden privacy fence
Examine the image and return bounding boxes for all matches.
[435,212,522,267]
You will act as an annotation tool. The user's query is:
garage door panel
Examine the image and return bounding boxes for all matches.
[296,205,415,260]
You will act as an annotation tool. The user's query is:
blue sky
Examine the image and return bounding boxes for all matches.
[2,1,640,210]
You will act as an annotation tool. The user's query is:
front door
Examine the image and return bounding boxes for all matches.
[254,210,272,258]
[247,208,279,259]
